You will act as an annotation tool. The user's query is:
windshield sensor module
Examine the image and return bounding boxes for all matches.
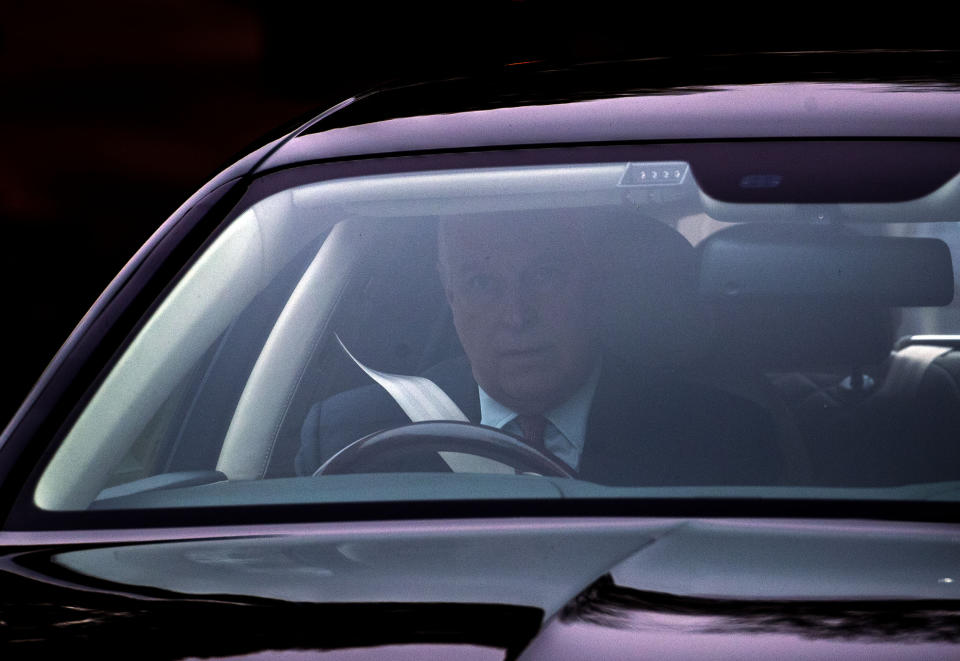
[619,162,689,187]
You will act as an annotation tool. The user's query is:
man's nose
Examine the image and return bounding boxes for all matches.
[499,284,538,328]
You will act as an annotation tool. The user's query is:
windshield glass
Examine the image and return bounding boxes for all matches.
[32,151,960,512]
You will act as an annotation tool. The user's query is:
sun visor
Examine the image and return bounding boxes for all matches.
[698,224,954,307]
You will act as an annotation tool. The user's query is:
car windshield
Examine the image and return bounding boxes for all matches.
[30,147,960,513]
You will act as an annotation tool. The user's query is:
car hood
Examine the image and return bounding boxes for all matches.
[2,517,959,658]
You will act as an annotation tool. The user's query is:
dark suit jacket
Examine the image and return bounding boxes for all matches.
[295,355,782,485]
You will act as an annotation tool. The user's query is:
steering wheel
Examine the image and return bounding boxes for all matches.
[313,421,576,478]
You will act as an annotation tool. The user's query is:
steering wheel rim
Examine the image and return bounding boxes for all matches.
[313,420,576,478]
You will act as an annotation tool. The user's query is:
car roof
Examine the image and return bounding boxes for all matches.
[258,51,960,172]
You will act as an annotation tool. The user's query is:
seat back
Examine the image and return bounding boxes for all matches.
[593,209,708,369]
[697,222,956,485]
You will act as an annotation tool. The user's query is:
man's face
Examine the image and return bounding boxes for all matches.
[439,214,600,415]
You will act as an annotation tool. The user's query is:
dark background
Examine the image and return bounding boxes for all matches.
[0,1,952,422]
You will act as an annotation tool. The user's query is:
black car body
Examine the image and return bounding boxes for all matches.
[2,52,960,658]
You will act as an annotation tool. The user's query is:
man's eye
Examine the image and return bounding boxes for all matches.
[527,264,564,287]
[459,274,503,301]
[466,274,494,292]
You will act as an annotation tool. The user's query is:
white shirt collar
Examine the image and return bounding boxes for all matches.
[478,360,601,460]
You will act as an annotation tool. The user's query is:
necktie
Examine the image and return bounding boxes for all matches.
[515,414,548,453]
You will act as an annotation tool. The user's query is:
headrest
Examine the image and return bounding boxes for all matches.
[695,223,950,370]
[594,211,706,368]
[699,223,954,306]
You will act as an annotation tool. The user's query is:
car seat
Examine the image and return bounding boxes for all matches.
[697,222,956,486]
[598,211,812,483]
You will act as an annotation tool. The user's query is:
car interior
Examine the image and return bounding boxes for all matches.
[27,157,960,512]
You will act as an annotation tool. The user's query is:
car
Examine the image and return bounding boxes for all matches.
[2,50,960,658]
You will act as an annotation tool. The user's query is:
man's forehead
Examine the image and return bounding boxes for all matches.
[438,213,589,256]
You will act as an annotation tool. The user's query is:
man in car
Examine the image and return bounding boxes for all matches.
[296,208,782,484]
[435,211,602,469]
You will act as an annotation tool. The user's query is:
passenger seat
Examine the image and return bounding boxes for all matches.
[698,222,956,487]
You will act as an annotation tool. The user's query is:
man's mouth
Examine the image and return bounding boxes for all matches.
[500,345,551,358]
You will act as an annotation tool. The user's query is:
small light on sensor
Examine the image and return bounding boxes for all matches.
[619,162,689,187]
[939,577,954,584]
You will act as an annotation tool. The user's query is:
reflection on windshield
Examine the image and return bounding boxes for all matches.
[32,158,960,510]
